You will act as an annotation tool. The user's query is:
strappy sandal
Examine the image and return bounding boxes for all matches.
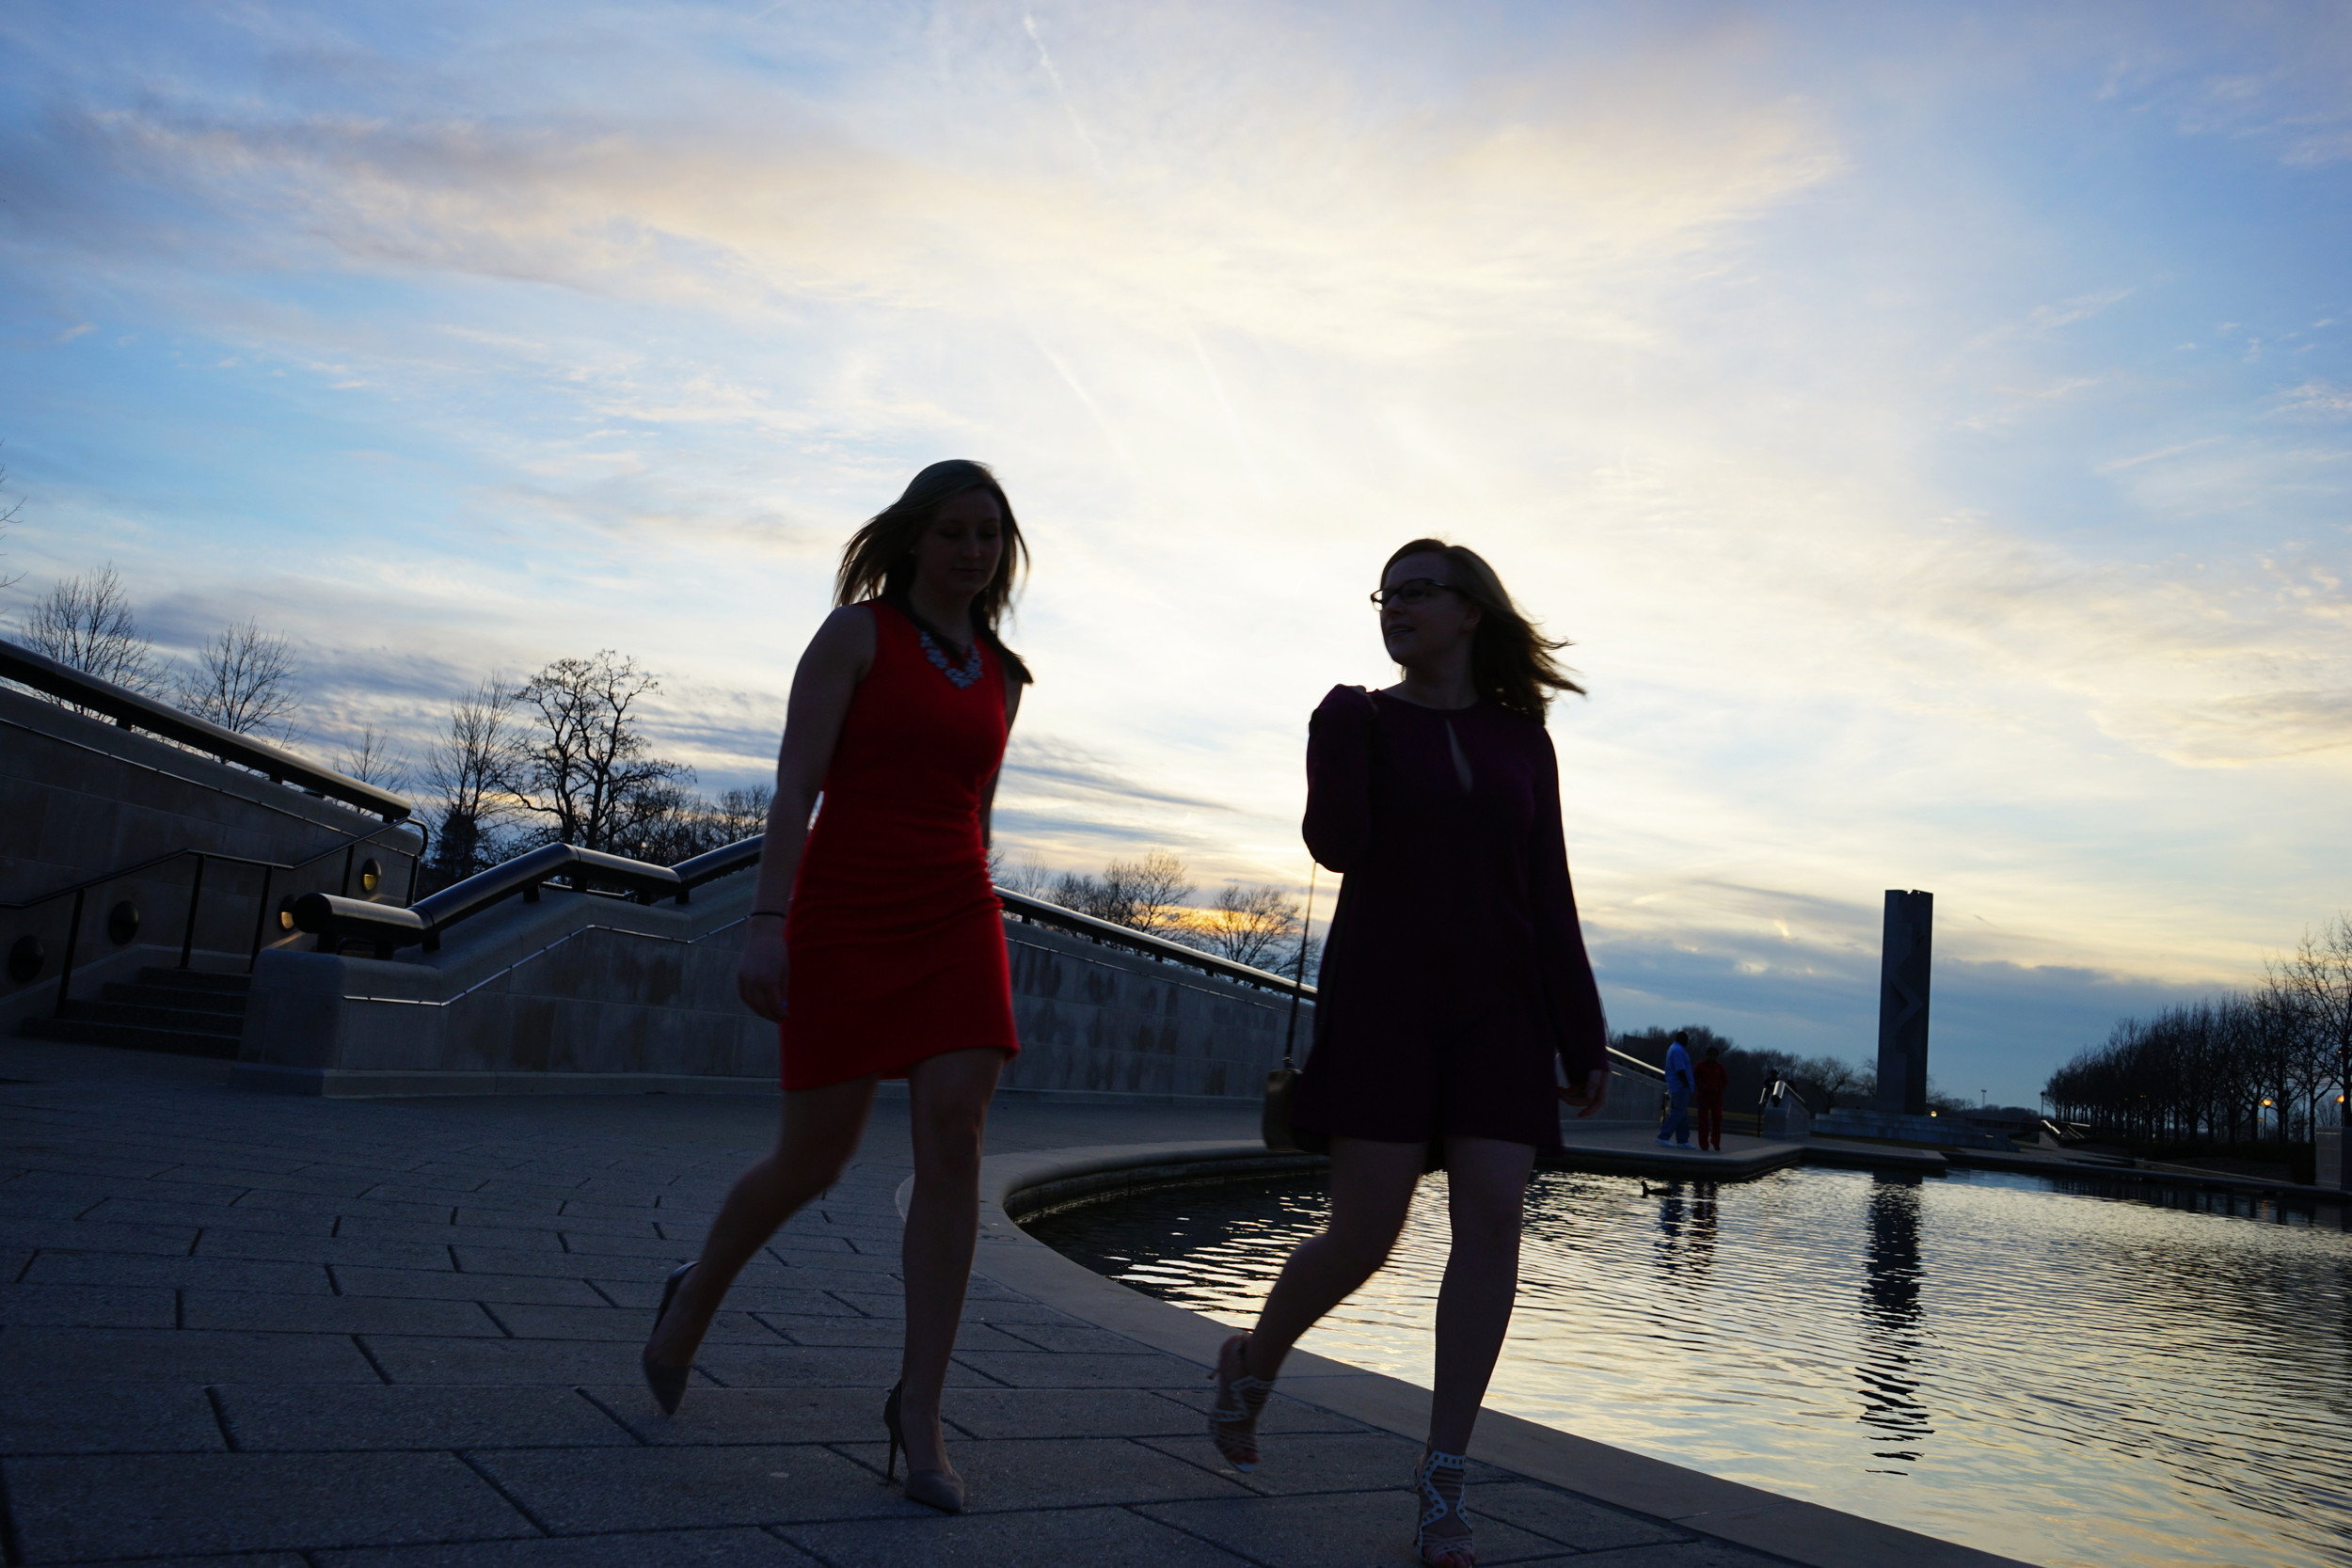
[1207,1332,1276,1472]
[1414,1449,1475,1567]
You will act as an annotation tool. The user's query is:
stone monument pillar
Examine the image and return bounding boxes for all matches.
[1875,890,1932,1117]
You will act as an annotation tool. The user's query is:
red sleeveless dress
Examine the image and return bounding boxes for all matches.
[778,600,1020,1089]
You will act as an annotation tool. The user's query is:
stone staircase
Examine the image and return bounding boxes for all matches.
[16,968,249,1058]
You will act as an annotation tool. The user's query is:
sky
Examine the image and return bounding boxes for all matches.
[3,2,2348,1107]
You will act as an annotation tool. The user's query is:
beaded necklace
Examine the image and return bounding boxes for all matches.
[915,627,986,689]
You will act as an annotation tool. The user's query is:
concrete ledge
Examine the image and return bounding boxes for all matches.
[918,1139,2030,1568]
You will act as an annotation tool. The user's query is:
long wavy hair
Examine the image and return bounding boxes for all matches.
[1381,537,1582,721]
[835,459,1032,684]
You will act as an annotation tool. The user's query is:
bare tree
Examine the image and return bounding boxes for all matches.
[989,851,1055,899]
[1110,849,1193,937]
[340,724,412,793]
[2284,915,2352,1131]
[711,784,773,847]
[176,618,302,737]
[421,675,522,882]
[1795,1053,1868,1113]
[504,651,693,852]
[0,455,24,592]
[1190,882,1300,970]
[17,562,161,698]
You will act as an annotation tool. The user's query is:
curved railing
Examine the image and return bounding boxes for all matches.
[0,636,410,821]
[291,833,1321,999]
[4,816,430,1009]
[294,837,766,956]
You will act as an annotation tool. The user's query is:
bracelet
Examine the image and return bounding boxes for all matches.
[747,909,789,920]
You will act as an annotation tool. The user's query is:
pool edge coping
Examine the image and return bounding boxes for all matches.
[907,1139,2036,1568]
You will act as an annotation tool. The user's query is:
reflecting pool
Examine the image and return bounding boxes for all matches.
[1025,1164,2352,1568]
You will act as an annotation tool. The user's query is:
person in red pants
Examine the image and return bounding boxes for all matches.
[1694,1043,1730,1152]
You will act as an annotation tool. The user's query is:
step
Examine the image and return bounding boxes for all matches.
[63,1000,245,1035]
[16,1016,244,1059]
[134,968,251,995]
[101,982,247,1017]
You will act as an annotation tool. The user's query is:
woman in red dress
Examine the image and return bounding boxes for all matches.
[1213,540,1610,1568]
[640,460,1030,1514]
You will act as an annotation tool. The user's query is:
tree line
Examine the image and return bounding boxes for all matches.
[2043,914,2352,1145]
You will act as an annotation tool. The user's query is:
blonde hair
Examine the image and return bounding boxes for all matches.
[1381,538,1581,721]
[835,460,1031,683]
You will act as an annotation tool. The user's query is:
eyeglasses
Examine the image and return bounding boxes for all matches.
[1369,578,1456,609]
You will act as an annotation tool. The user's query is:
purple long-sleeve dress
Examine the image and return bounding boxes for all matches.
[1289,684,1608,1151]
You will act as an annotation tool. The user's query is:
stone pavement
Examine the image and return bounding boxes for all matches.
[0,1038,1977,1568]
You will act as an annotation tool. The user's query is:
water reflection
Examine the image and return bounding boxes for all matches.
[1859,1177,1930,1472]
[1027,1164,2352,1568]
[1652,1181,1718,1279]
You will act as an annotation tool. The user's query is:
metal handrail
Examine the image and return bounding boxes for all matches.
[289,834,1317,994]
[295,836,766,956]
[0,636,411,821]
[4,816,428,1014]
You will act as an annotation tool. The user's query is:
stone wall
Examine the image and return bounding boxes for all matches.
[1,684,422,1034]
[234,877,1321,1100]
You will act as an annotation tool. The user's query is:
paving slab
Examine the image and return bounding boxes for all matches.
[0,1280,177,1328]
[330,1265,611,1306]
[468,1444,904,1533]
[182,1288,506,1337]
[215,1385,638,1450]
[321,1528,820,1567]
[0,1385,226,1455]
[1138,1490,1573,1568]
[691,1343,997,1389]
[831,1433,1254,1513]
[583,1385,901,1446]
[0,1327,385,1385]
[2,1451,534,1561]
[1138,1429,1509,1497]
[360,1335,664,1386]
[781,1503,1253,1566]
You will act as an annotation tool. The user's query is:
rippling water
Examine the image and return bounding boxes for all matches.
[1025,1164,2352,1568]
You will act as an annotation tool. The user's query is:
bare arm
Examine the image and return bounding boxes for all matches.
[737,606,876,1022]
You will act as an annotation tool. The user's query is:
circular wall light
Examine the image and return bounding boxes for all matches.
[7,935,43,985]
[359,859,383,895]
[278,895,298,932]
[106,900,140,946]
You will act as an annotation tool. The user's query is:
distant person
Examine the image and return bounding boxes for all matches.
[1220,539,1610,1568]
[1658,1031,1694,1148]
[1694,1043,1729,1151]
[640,460,1032,1515]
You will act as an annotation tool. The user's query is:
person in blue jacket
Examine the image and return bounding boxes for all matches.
[1658,1031,1694,1147]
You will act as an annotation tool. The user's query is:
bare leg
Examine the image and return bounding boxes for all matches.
[1244,1137,1427,1381]
[1427,1136,1534,1455]
[645,1075,877,1369]
[896,1047,1007,1477]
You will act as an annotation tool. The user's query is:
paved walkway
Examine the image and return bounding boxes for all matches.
[0,1039,2016,1568]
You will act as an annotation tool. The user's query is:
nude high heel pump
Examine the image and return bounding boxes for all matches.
[882,1381,964,1513]
[640,1261,694,1416]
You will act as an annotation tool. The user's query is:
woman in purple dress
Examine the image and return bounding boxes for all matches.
[1211,539,1612,1568]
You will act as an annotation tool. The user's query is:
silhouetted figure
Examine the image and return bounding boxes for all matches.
[642,461,1035,1515]
[1694,1043,1729,1151]
[1658,1031,1694,1148]
[1223,538,1608,1568]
